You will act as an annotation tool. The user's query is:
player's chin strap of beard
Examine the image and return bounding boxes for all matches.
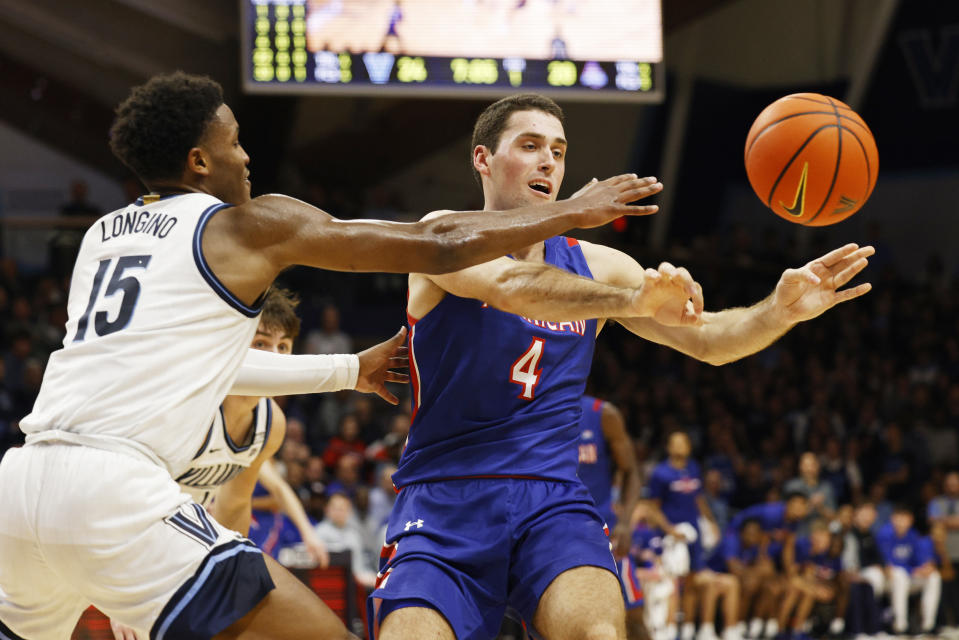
[229,349,359,396]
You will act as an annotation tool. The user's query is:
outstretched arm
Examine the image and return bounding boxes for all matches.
[230,327,409,404]
[611,244,874,365]
[411,240,702,325]
[205,175,663,304]
[257,456,330,568]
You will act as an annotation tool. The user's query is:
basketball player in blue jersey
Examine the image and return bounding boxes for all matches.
[647,431,728,640]
[0,73,656,640]
[370,93,873,640]
[576,396,647,640]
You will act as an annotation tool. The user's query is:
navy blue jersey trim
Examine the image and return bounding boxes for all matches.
[134,193,188,206]
[191,418,216,460]
[192,203,264,318]
[263,399,273,450]
[0,617,26,640]
[151,539,272,640]
[220,401,262,453]
[224,404,256,453]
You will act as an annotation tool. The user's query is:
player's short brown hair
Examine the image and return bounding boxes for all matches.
[260,288,301,340]
[470,94,565,187]
[109,72,223,183]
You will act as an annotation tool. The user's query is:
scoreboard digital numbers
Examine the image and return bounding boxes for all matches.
[243,0,663,102]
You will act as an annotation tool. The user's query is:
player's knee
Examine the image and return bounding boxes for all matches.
[581,619,621,640]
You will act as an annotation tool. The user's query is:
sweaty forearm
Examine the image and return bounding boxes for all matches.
[695,294,791,365]
[256,194,585,275]
[488,262,636,321]
[273,479,314,541]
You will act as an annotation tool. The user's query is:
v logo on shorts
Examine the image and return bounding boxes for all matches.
[165,503,219,548]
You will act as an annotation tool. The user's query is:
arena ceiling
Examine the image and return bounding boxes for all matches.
[0,0,908,196]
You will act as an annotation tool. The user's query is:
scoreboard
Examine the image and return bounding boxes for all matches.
[242,0,664,102]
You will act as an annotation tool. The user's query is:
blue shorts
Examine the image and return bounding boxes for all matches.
[687,533,706,573]
[368,478,619,640]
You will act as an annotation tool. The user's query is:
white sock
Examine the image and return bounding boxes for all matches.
[665,623,679,640]
[682,621,696,640]
[747,618,763,638]
[762,619,778,639]
[722,624,744,640]
[697,622,717,640]
[829,617,845,634]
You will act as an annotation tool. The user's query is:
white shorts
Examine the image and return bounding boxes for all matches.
[0,442,271,640]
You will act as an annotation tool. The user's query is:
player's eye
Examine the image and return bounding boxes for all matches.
[523,143,536,150]
[553,149,564,159]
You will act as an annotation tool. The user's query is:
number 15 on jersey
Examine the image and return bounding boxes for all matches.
[73,255,152,342]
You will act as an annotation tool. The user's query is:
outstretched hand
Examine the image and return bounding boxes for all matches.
[631,262,704,327]
[355,327,409,405]
[773,243,874,324]
[569,174,664,229]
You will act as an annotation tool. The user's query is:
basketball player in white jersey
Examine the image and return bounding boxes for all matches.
[0,72,663,640]
[173,288,339,564]
[110,288,379,640]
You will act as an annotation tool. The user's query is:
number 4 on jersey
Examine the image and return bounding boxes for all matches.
[510,337,545,400]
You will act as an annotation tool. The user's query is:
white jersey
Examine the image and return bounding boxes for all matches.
[176,398,273,506]
[20,193,261,474]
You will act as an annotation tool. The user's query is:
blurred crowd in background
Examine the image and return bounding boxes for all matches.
[3,180,959,638]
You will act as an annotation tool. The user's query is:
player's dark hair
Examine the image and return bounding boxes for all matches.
[783,489,809,503]
[109,72,224,183]
[470,93,565,188]
[260,288,301,340]
[892,503,914,515]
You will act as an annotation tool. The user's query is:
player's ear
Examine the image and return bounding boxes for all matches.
[186,147,211,177]
[473,145,493,178]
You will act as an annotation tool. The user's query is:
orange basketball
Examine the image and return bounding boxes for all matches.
[744,93,879,226]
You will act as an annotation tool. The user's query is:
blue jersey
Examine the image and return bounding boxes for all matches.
[729,502,795,561]
[707,530,760,572]
[577,396,614,523]
[394,236,598,488]
[794,537,841,580]
[729,501,792,534]
[631,525,664,569]
[649,459,702,526]
[877,524,933,570]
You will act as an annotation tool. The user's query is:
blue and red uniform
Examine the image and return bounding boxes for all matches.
[576,395,642,609]
[706,529,760,573]
[728,502,797,566]
[577,396,614,526]
[794,537,841,582]
[371,237,617,639]
[648,459,705,571]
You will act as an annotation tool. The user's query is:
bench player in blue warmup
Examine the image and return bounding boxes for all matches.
[576,396,646,639]
[369,93,874,640]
